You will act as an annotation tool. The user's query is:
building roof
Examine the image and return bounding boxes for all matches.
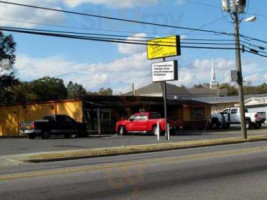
[82,95,210,108]
[130,82,190,97]
[187,88,227,96]
[128,83,227,98]
[192,94,267,104]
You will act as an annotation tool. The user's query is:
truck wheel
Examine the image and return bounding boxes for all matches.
[245,119,252,130]
[253,122,262,129]
[64,133,76,138]
[78,129,87,137]
[28,134,36,139]
[211,118,220,129]
[152,125,161,136]
[41,131,51,139]
[118,126,126,136]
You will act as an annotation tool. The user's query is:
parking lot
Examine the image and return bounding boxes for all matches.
[0,125,266,156]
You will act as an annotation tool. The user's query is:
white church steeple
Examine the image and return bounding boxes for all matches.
[210,60,219,90]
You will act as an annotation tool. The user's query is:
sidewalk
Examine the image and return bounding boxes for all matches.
[14,134,267,163]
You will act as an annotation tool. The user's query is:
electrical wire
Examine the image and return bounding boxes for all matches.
[0,26,239,50]
[1,25,266,58]
[0,18,237,42]
[0,1,235,37]
[2,0,267,47]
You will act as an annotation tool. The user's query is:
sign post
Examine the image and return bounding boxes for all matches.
[147,35,181,141]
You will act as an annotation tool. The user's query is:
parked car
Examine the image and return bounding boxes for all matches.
[209,107,266,129]
[20,115,87,139]
[115,112,181,135]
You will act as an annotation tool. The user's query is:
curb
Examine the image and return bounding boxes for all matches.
[23,135,267,163]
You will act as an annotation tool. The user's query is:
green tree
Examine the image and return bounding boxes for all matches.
[193,84,204,88]
[31,76,67,101]
[0,32,16,105]
[220,83,238,96]
[0,32,16,72]
[10,82,38,104]
[0,73,19,104]
[67,81,86,99]
[98,88,113,96]
[87,87,113,96]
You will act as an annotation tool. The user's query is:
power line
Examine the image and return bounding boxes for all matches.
[0,26,238,48]
[1,17,264,49]
[1,25,266,58]
[0,17,235,42]
[0,25,237,46]
[185,0,267,19]
[2,0,267,46]
[245,50,267,58]
[0,1,234,36]
[0,17,182,37]
[181,16,225,35]
[241,34,267,45]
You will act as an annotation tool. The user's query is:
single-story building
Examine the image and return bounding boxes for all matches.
[0,100,83,137]
[0,95,211,136]
[236,95,267,114]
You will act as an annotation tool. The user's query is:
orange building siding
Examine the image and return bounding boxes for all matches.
[0,100,83,136]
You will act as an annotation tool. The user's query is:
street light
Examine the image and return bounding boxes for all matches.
[245,16,257,22]
[222,0,248,139]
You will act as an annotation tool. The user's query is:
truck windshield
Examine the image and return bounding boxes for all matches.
[43,116,54,121]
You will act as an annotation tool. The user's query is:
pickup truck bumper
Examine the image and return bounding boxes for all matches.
[255,119,265,123]
[20,129,42,135]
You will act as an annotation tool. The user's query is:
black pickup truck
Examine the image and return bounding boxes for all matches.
[20,115,87,139]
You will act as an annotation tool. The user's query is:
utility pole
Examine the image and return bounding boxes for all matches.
[222,0,247,139]
[233,3,247,139]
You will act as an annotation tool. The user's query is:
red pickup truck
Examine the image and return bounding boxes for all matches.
[115,112,181,135]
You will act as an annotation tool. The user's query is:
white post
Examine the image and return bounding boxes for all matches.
[157,122,160,141]
[97,107,101,135]
[167,123,170,141]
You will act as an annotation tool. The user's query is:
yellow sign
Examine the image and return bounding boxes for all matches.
[147,35,181,60]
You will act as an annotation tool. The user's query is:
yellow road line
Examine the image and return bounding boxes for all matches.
[1,145,267,181]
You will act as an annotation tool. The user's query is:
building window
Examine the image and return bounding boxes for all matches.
[190,108,205,120]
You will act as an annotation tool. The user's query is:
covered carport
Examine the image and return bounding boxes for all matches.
[81,95,211,134]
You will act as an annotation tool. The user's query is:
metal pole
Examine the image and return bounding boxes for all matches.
[161,58,169,141]
[233,3,247,139]
[97,107,101,135]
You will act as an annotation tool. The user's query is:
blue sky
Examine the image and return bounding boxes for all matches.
[1,0,266,93]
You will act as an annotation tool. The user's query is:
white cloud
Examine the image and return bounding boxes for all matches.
[244,74,259,83]
[62,0,159,9]
[0,0,65,28]
[118,33,147,55]
[15,53,153,93]
[177,0,186,6]
[15,54,267,94]
[192,59,235,71]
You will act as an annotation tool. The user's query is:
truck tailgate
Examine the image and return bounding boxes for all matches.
[20,122,32,131]
[257,112,266,119]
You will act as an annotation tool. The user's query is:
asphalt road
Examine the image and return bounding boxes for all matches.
[0,125,267,155]
[1,141,267,200]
